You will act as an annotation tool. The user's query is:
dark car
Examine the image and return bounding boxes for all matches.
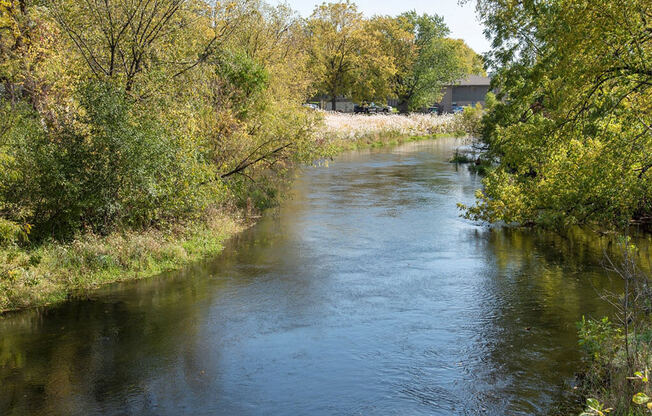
[354,104,369,114]
[355,103,392,114]
[428,105,442,115]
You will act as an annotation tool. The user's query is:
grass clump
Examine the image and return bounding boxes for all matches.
[0,212,244,312]
[450,148,493,176]
[450,149,474,164]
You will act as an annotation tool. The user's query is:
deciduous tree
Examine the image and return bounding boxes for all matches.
[306,1,394,111]
[369,12,483,112]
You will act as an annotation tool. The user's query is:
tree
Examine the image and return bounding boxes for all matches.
[369,12,483,113]
[306,1,394,111]
[463,0,652,229]
[0,0,62,110]
[227,0,312,103]
[48,0,244,94]
[444,38,485,77]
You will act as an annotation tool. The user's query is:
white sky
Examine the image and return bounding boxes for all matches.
[270,0,490,54]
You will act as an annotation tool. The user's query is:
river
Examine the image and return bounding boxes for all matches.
[1,138,644,415]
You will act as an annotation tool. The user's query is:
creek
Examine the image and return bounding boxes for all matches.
[3,138,646,415]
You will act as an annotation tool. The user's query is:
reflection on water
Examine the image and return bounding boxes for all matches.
[1,138,648,415]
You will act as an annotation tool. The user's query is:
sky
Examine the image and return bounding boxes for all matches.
[270,0,490,54]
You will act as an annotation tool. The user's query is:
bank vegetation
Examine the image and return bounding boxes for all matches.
[319,112,473,150]
[462,0,651,413]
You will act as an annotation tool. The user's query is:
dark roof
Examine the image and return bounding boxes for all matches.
[448,75,491,87]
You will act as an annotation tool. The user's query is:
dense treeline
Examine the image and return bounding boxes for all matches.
[463,0,651,230]
[0,0,320,243]
[462,1,652,414]
[305,2,483,113]
[0,0,481,246]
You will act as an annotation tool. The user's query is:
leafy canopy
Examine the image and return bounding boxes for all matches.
[463,0,652,229]
[305,1,395,108]
[368,11,484,112]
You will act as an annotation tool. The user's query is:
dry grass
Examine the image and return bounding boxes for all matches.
[317,112,465,145]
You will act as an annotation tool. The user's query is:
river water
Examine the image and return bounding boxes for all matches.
[1,138,645,415]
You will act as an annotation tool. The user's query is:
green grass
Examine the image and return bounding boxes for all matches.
[448,149,493,176]
[449,150,474,164]
[0,212,245,313]
[468,158,492,175]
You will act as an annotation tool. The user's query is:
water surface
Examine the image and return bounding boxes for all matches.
[1,138,639,415]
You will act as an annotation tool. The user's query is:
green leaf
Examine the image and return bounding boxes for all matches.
[632,392,650,405]
[586,398,600,409]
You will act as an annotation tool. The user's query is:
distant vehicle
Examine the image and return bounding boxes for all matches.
[355,102,392,114]
[428,105,442,115]
[368,103,382,113]
[372,103,393,113]
[451,105,464,114]
[302,103,319,110]
[354,104,368,114]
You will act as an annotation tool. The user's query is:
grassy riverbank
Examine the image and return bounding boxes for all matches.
[0,211,246,313]
[0,113,466,313]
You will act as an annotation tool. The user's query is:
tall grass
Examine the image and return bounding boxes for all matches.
[318,112,466,149]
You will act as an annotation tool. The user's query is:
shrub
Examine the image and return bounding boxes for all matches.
[460,103,483,137]
[577,316,624,365]
[0,219,26,247]
[0,81,217,240]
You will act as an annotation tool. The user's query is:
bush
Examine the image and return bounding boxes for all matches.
[0,81,217,240]
[460,103,483,137]
[575,242,652,415]
[0,219,26,247]
[577,316,624,365]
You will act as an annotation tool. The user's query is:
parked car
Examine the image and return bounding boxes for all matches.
[451,105,464,114]
[354,104,369,114]
[368,103,383,113]
[372,102,394,113]
[428,105,442,115]
[355,103,392,114]
[302,103,319,110]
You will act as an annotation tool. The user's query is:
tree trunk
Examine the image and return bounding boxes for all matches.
[331,95,337,112]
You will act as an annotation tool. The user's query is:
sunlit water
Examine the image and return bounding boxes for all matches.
[2,138,648,415]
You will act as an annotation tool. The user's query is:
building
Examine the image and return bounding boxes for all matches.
[319,97,355,112]
[437,75,491,113]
